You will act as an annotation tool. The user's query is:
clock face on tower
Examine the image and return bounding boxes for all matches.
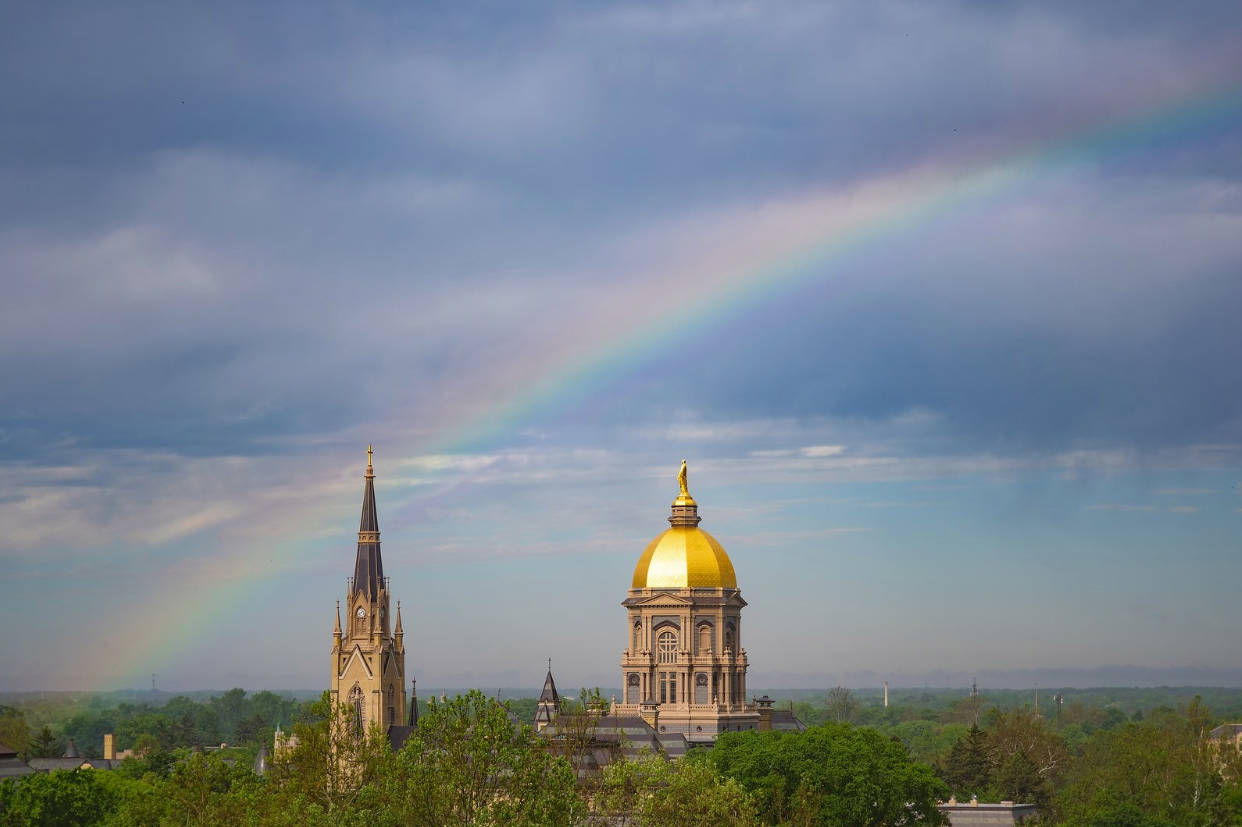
[356,607,366,620]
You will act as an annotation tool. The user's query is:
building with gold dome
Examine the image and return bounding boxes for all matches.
[608,461,796,745]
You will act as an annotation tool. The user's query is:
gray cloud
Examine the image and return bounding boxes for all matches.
[3,1,1242,688]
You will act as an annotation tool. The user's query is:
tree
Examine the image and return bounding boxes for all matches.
[28,726,62,759]
[0,770,114,827]
[944,724,990,796]
[984,709,1066,806]
[825,686,859,724]
[593,754,759,826]
[1051,700,1232,825]
[360,689,582,825]
[706,723,948,825]
[0,708,30,759]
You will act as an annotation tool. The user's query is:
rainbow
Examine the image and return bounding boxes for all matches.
[90,76,1242,690]
[434,78,1242,455]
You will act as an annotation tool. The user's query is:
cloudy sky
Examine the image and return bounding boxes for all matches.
[2,1,1241,692]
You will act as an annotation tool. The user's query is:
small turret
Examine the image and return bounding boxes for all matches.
[534,660,560,731]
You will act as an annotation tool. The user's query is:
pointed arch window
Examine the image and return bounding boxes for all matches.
[349,686,365,736]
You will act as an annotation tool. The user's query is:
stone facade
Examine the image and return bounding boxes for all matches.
[610,464,760,744]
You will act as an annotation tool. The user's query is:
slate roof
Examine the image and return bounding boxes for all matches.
[534,669,560,726]
[253,743,268,775]
[388,725,415,752]
[538,670,559,704]
[0,742,33,779]
[353,462,384,599]
[1209,723,1242,739]
[589,714,689,761]
[770,709,806,732]
[26,757,120,772]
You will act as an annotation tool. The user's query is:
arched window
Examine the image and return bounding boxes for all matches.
[698,624,712,654]
[657,630,678,664]
[349,686,365,736]
[633,620,642,650]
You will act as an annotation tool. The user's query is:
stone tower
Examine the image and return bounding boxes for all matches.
[612,461,758,743]
[331,447,406,734]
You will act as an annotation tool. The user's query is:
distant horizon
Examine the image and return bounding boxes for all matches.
[9,665,1242,696]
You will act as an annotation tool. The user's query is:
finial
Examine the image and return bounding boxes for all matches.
[669,459,700,524]
[547,657,552,672]
[367,444,373,468]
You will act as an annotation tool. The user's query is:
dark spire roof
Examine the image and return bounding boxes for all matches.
[408,677,418,727]
[352,446,384,599]
[539,668,559,704]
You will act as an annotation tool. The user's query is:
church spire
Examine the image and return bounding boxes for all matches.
[534,659,561,729]
[353,445,384,599]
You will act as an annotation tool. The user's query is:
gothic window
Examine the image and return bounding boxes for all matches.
[386,685,394,724]
[349,686,365,736]
[657,630,677,664]
[698,623,711,653]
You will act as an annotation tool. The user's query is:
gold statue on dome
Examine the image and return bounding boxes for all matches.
[678,459,689,497]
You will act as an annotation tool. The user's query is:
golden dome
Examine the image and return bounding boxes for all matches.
[632,526,737,589]
[631,460,737,589]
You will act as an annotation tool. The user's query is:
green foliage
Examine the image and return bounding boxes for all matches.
[0,708,31,759]
[594,755,758,826]
[0,770,113,827]
[705,722,948,826]
[2,689,306,757]
[825,687,859,724]
[27,728,60,760]
[362,689,582,825]
[943,724,990,796]
[1050,698,1237,826]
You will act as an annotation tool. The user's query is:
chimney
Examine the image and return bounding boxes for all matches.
[103,733,115,760]
[756,695,774,731]
[639,697,659,731]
